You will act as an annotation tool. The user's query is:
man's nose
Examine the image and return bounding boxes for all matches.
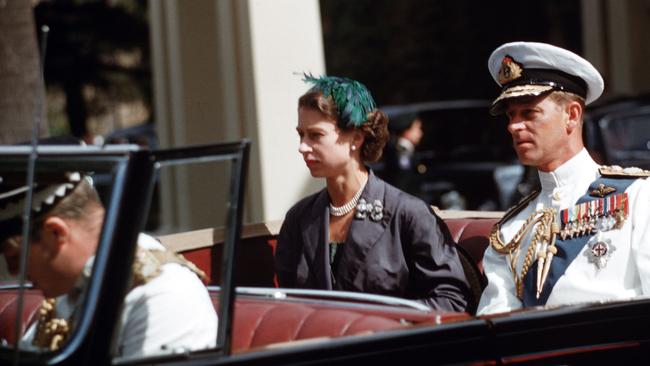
[507,117,525,134]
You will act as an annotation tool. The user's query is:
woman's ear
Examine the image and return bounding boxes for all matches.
[351,130,365,151]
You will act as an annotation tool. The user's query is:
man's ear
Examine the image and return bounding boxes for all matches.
[39,216,70,255]
[565,101,582,133]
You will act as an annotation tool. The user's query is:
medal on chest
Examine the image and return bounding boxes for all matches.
[559,192,628,240]
[584,234,616,270]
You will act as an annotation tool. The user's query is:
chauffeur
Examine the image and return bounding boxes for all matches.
[477,42,650,315]
[0,173,217,357]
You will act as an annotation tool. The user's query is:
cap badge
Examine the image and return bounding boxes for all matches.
[498,56,523,85]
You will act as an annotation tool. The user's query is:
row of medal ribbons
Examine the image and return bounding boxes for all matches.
[559,192,629,240]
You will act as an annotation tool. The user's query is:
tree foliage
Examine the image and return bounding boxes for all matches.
[0,0,47,144]
[34,0,150,140]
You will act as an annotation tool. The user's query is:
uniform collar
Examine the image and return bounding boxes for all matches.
[538,148,598,190]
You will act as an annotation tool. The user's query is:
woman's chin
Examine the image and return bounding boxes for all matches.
[305,164,326,177]
[308,170,323,178]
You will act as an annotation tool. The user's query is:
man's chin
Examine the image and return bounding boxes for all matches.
[38,285,68,298]
[515,155,538,168]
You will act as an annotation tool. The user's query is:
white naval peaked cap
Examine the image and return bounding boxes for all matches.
[487,42,604,115]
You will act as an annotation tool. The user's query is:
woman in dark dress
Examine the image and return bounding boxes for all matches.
[274,75,470,312]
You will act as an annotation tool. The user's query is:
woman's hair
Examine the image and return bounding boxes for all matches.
[359,110,389,162]
[298,91,389,163]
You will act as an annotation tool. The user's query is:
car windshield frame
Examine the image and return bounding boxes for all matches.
[146,140,250,357]
[0,140,250,364]
[0,144,152,365]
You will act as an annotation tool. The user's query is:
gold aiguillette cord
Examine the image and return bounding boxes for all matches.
[490,208,558,300]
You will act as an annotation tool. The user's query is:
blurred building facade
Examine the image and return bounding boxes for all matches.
[582,1,650,99]
[149,0,325,230]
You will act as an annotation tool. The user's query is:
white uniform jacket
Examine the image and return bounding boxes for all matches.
[22,234,218,358]
[478,149,650,315]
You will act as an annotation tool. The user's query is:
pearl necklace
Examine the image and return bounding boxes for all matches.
[329,177,367,217]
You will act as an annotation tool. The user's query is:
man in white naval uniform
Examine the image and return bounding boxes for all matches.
[477,42,650,315]
[0,174,217,357]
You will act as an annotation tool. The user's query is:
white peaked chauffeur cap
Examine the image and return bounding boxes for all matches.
[487,41,604,115]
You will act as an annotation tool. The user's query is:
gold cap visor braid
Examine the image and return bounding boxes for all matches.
[490,84,554,116]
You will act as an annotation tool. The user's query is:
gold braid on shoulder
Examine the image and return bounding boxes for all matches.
[32,298,70,351]
[131,247,208,288]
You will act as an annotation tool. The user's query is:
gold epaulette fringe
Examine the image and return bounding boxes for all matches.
[132,247,208,287]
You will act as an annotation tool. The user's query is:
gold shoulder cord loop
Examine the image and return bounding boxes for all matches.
[489,208,558,300]
[132,247,208,288]
[32,298,70,351]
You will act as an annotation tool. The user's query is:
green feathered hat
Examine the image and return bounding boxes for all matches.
[303,73,377,128]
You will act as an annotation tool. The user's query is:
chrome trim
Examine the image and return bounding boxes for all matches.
[0,283,34,290]
[207,286,432,311]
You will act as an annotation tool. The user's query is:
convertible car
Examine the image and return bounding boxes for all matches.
[0,142,649,365]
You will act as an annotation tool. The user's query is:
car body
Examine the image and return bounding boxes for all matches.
[584,95,650,170]
[0,142,649,365]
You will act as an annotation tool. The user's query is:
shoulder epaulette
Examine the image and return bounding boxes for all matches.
[498,190,540,225]
[599,165,650,178]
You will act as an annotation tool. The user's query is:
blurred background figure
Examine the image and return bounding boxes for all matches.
[380,112,425,198]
